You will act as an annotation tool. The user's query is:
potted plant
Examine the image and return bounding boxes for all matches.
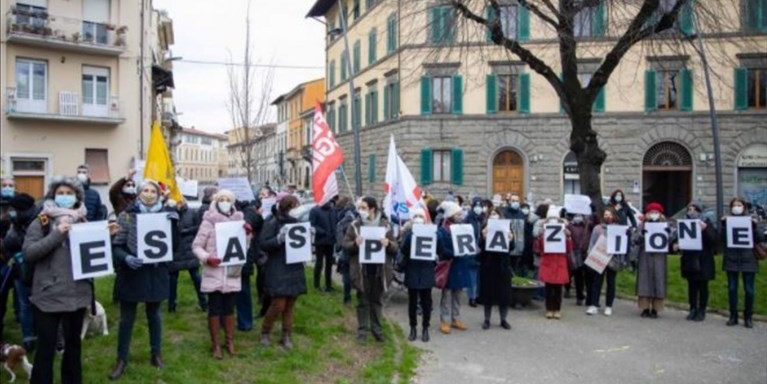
[83,32,93,42]
[71,32,81,42]
[116,25,128,34]
[105,24,116,31]
[510,276,544,308]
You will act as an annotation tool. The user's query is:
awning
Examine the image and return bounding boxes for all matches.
[152,65,175,95]
[306,0,335,18]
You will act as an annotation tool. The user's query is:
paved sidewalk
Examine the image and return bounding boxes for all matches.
[383,288,767,384]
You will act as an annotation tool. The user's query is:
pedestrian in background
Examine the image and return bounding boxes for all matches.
[109,169,138,217]
[168,199,207,313]
[721,197,762,328]
[335,196,357,306]
[75,164,105,222]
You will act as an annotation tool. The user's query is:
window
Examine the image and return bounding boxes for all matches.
[743,0,767,31]
[365,86,378,126]
[486,72,529,114]
[432,76,452,114]
[85,148,110,184]
[353,40,361,74]
[82,66,109,116]
[500,5,518,39]
[574,2,605,38]
[353,0,360,21]
[368,28,377,65]
[421,75,462,115]
[736,66,767,109]
[645,66,693,112]
[578,72,605,112]
[341,53,348,81]
[327,102,336,132]
[429,6,455,44]
[486,4,530,41]
[329,60,336,88]
[432,150,452,183]
[14,3,47,28]
[648,0,694,35]
[15,58,47,113]
[383,81,399,120]
[338,98,348,133]
[82,0,110,44]
[497,74,518,112]
[387,14,397,53]
[82,22,108,44]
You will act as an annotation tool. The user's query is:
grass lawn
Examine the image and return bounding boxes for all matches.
[2,269,420,383]
[616,255,767,316]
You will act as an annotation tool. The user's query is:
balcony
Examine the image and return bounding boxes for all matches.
[5,87,125,125]
[5,6,126,56]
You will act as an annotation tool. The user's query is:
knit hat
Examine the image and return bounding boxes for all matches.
[214,189,236,202]
[9,193,35,211]
[645,202,664,214]
[687,201,704,213]
[45,176,84,203]
[439,201,462,219]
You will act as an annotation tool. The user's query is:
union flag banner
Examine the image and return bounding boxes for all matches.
[312,103,344,206]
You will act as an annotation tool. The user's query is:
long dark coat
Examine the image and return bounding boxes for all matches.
[679,218,718,281]
[720,216,763,273]
[258,213,307,297]
[399,229,436,290]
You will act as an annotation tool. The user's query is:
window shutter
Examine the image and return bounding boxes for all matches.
[452,75,463,115]
[451,148,464,186]
[364,93,371,125]
[486,74,497,114]
[368,29,377,64]
[519,73,531,114]
[429,7,440,44]
[518,5,530,41]
[594,87,605,113]
[387,16,397,52]
[421,76,432,115]
[679,0,695,35]
[444,7,455,43]
[353,41,360,73]
[592,2,606,37]
[420,148,433,185]
[329,61,335,88]
[680,68,694,111]
[734,67,748,110]
[644,69,657,112]
[392,82,400,118]
[368,154,376,183]
[383,85,391,119]
[371,91,378,123]
[485,7,494,42]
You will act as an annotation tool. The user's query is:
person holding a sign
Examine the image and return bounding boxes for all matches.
[397,208,436,342]
[463,197,487,307]
[109,179,179,380]
[584,207,620,316]
[567,212,593,307]
[435,201,473,334]
[477,208,515,330]
[631,202,673,319]
[258,195,308,349]
[675,202,718,322]
[192,189,247,359]
[342,196,398,343]
[720,197,763,328]
[21,177,92,384]
[535,207,572,319]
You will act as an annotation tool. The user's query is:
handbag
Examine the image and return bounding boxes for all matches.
[434,259,453,289]
[755,242,767,261]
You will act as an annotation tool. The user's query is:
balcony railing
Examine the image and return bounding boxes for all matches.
[5,6,127,56]
[5,87,124,125]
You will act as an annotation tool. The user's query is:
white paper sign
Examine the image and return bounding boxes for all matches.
[216,220,247,266]
[261,197,277,219]
[564,194,593,215]
[137,213,173,264]
[177,178,199,198]
[606,225,629,254]
[216,177,256,202]
[677,219,703,251]
[133,159,146,186]
[644,222,669,253]
[410,224,437,261]
[543,223,567,253]
[70,221,114,280]
[486,219,511,252]
[450,224,477,257]
[726,216,753,249]
[285,223,312,264]
[585,234,612,274]
[360,226,387,264]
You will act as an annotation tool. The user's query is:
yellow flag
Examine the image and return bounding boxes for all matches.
[144,121,182,202]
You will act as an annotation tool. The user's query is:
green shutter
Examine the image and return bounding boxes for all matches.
[486,74,497,114]
[387,16,397,52]
[679,0,695,35]
[420,148,433,185]
[594,87,606,113]
[734,67,748,110]
[421,76,432,115]
[451,148,464,185]
[485,7,494,42]
[452,75,463,115]
[518,5,530,41]
[592,2,606,37]
[329,61,335,88]
[392,82,400,118]
[429,7,440,43]
[340,55,346,80]
[444,7,455,43]
[644,69,657,112]
[519,73,530,114]
[353,41,360,73]
[368,154,376,183]
[680,68,694,111]
[364,93,371,125]
[383,85,391,119]
[371,91,378,123]
[368,29,377,64]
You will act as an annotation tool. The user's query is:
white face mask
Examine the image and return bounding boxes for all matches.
[731,206,744,215]
[122,186,136,195]
[648,213,660,221]
[289,207,302,218]
[473,206,483,215]
[521,209,530,215]
[614,195,623,203]
[573,216,584,223]
[482,207,488,214]
[76,173,88,183]
[489,214,500,220]
[218,201,232,213]
[412,217,425,225]
[510,202,520,210]
[358,210,370,221]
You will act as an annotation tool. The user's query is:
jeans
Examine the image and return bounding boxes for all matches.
[357,276,384,336]
[236,274,253,330]
[168,267,206,310]
[439,289,462,323]
[314,244,335,290]
[209,292,237,318]
[340,261,352,304]
[32,306,85,384]
[117,301,162,361]
[13,279,35,343]
[545,284,564,312]
[727,271,755,317]
[466,257,479,301]
[586,268,616,308]
[407,289,432,328]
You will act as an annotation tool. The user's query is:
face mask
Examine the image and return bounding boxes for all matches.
[521,209,530,215]
[511,202,520,210]
[473,206,483,215]
[218,201,232,213]
[9,210,17,220]
[686,211,700,219]
[573,216,584,223]
[289,207,302,219]
[731,206,744,215]
[55,194,77,209]
[648,213,660,221]
[614,195,623,203]
[1,187,14,197]
[122,186,136,195]
[489,214,500,220]
[358,210,370,221]
[412,218,425,225]
[76,173,89,183]
[482,207,488,214]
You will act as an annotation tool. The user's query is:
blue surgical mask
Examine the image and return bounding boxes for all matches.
[511,202,520,210]
[1,187,14,197]
[9,210,17,220]
[55,194,77,209]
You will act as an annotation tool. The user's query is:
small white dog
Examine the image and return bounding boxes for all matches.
[0,343,33,383]
[81,301,108,340]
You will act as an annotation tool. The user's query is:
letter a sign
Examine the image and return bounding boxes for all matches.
[216,221,247,267]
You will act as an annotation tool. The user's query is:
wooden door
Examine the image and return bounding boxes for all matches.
[493,150,525,196]
[15,175,45,200]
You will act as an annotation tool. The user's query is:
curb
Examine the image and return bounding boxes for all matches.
[615,293,767,322]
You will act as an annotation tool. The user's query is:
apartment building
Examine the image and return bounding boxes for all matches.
[308,0,767,213]
[174,127,228,185]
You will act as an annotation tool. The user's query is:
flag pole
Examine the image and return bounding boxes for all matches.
[338,166,357,199]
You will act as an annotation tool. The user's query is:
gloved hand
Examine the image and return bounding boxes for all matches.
[125,255,144,270]
[244,223,253,235]
[277,226,288,244]
[664,227,672,234]
[206,256,222,267]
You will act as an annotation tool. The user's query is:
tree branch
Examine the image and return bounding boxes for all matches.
[517,0,560,28]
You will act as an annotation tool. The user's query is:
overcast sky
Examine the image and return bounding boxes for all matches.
[153,0,326,133]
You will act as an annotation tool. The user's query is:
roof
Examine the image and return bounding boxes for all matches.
[180,127,228,140]
[306,0,335,18]
[271,77,326,105]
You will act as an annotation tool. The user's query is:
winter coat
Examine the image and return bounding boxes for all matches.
[436,223,472,290]
[610,203,637,227]
[258,213,307,297]
[720,216,763,273]
[535,235,572,285]
[399,229,436,290]
[309,202,338,246]
[679,218,717,281]
[632,221,673,299]
[568,222,593,254]
[2,206,39,278]
[463,211,484,269]
[342,214,398,293]
[476,231,515,306]
[112,203,179,303]
[171,205,202,272]
[109,177,135,216]
[83,184,104,222]
[192,205,244,294]
[243,206,264,276]
[0,195,12,244]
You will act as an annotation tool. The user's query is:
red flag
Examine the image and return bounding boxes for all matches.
[312,102,344,205]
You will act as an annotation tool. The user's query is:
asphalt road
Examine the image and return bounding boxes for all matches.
[383,288,767,384]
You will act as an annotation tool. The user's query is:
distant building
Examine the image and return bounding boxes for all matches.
[175,127,228,184]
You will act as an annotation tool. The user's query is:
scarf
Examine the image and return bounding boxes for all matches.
[137,200,163,213]
[362,211,382,227]
[41,199,87,223]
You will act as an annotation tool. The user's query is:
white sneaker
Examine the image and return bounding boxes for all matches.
[586,306,598,315]
[604,307,613,316]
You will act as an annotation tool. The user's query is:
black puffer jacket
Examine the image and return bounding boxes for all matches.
[309,202,338,246]
[720,216,763,273]
[680,217,718,281]
[171,205,201,272]
[258,213,307,297]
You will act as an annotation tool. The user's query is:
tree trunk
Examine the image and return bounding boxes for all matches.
[570,113,606,216]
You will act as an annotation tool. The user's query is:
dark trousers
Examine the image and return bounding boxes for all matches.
[340,261,352,303]
[544,284,564,312]
[256,265,270,317]
[571,265,587,301]
[32,306,86,384]
[0,267,13,340]
[314,244,335,290]
[407,288,432,328]
[168,268,206,309]
[208,292,237,318]
[483,304,509,322]
[357,276,384,336]
[117,301,162,361]
[236,274,253,329]
[687,279,709,311]
[727,271,755,318]
[586,268,616,308]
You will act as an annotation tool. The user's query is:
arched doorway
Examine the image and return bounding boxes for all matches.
[642,142,692,215]
[492,150,525,196]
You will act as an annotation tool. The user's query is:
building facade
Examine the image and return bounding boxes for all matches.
[0,0,174,201]
[272,95,289,188]
[308,0,767,214]
[174,127,228,185]
[252,123,278,187]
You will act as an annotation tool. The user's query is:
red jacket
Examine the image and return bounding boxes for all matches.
[536,236,572,285]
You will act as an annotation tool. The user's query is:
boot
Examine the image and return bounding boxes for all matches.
[208,317,223,360]
[694,307,706,322]
[726,312,738,326]
[260,332,271,347]
[744,310,754,329]
[421,327,429,342]
[408,326,417,341]
[686,308,697,321]
[108,360,127,381]
[224,316,236,356]
[281,331,294,349]
[150,354,164,370]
